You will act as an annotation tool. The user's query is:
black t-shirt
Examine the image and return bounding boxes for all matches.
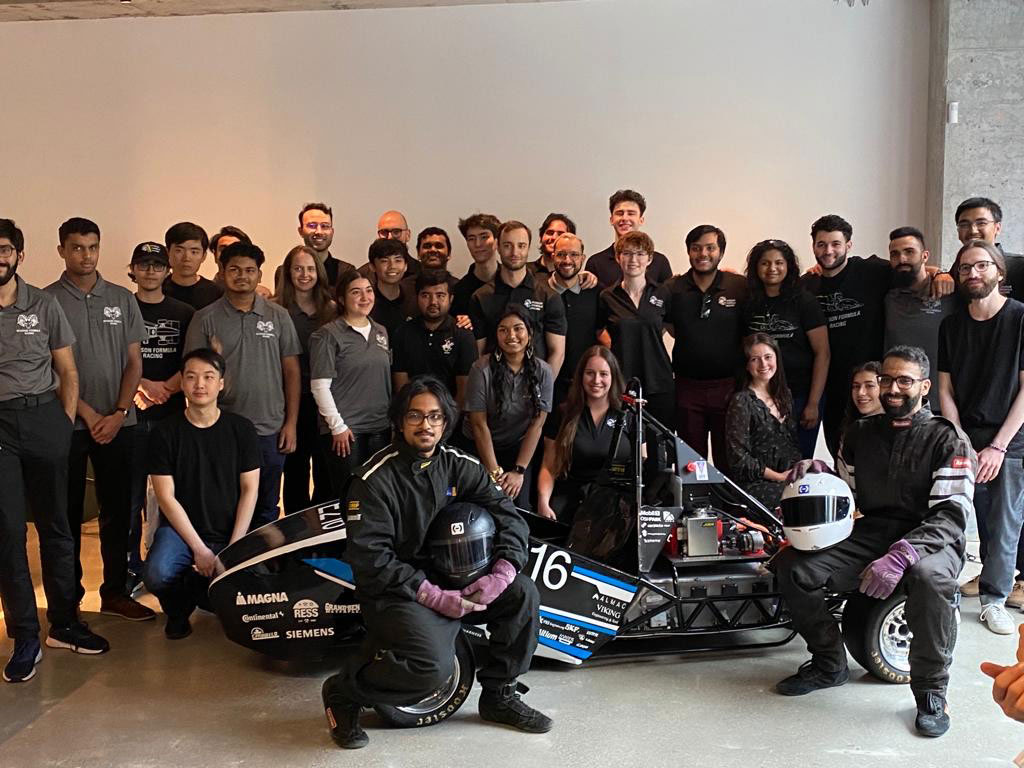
[663,269,748,379]
[597,282,673,395]
[938,299,1024,455]
[585,245,673,288]
[391,315,477,394]
[543,405,632,484]
[162,276,223,310]
[370,278,419,337]
[287,304,322,387]
[553,283,602,385]
[800,256,890,386]
[742,290,826,397]
[1001,248,1024,301]
[148,411,261,547]
[451,266,489,318]
[136,296,194,422]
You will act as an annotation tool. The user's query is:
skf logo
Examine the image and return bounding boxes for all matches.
[798,484,810,494]
[951,457,970,469]
[451,522,465,535]
[102,306,123,325]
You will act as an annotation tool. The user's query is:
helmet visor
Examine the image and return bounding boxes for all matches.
[430,531,495,580]
[781,495,851,527]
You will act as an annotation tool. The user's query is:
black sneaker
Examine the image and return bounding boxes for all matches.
[165,616,192,640]
[321,679,367,749]
[775,659,849,696]
[915,692,950,737]
[3,638,42,683]
[479,682,553,733]
[46,622,110,655]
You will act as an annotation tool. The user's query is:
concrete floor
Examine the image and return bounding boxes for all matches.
[2,524,1024,768]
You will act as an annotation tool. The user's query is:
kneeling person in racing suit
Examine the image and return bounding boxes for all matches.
[772,345,975,737]
[321,375,551,748]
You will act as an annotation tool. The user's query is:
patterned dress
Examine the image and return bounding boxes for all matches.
[725,388,802,509]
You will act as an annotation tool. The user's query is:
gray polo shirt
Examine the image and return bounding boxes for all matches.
[884,280,956,384]
[45,272,145,429]
[462,355,553,450]
[0,276,76,401]
[309,318,391,434]
[184,295,301,436]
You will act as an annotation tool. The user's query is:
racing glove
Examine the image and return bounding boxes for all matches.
[417,579,486,619]
[461,559,517,606]
[786,459,833,483]
[859,539,920,600]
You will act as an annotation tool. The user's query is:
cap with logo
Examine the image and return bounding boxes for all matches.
[130,241,169,266]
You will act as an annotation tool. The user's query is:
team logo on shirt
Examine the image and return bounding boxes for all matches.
[648,295,664,308]
[255,320,276,339]
[818,292,864,329]
[15,313,40,335]
[441,337,455,355]
[718,296,737,308]
[102,306,123,326]
[606,416,617,427]
[748,314,797,334]
[375,332,388,350]
[144,319,181,346]
[523,299,544,311]
[920,298,945,315]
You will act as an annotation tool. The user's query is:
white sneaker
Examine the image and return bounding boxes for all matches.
[980,603,1016,635]
[1008,581,1024,610]
[960,575,980,596]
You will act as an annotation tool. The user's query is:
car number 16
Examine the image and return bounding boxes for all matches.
[529,543,572,592]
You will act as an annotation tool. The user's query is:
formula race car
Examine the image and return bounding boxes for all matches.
[209,386,914,728]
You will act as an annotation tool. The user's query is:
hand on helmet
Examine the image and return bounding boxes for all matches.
[461,559,516,606]
[417,579,486,619]
[786,459,833,483]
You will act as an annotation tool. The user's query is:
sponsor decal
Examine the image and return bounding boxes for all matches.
[718,296,737,308]
[16,313,40,334]
[347,500,359,511]
[250,627,280,641]
[451,522,465,535]
[318,504,346,531]
[798,484,810,494]
[241,611,283,623]
[285,627,336,639]
[648,295,664,308]
[102,306,123,326]
[325,602,361,614]
[255,320,276,338]
[441,337,455,355]
[951,456,970,469]
[236,591,288,606]
[293,599,319,621]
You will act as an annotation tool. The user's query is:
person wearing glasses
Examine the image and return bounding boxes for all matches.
[358,210,422,280]
[662,224,747,471]
[320,376,551,749]
[530,213,575,276]
[954,197,1024,299]
[938,240,1024,636]
[742,239,829,459]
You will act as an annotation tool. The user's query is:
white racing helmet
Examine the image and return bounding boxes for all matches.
[780,472,855,551]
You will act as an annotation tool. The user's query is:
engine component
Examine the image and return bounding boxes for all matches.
[685,513,720,557]
[722,530,765,555]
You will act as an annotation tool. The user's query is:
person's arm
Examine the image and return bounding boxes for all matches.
[51,345,79,423]
[803,325,830,430]
[468,411,500,477]
[937,372,962,429]
[91,341,142,444]
[392,371,410,393]
[454,375,468,414]
[542,294,568,378]
[310,378,354,457]
[502,411,546,500]
[544,332,565,380]
[976,371,1024,485]
[536,437,558,520]
[279,355,300,453]
[469,295,487,357]
[228,468,260,544]
[151,474,219,577]
[980,625,1024,723]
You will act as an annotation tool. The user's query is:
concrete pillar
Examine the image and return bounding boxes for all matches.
[926,0,1024,266]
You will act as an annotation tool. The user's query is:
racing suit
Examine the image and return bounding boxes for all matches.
[774,409,975,697]
[323,440,538,706]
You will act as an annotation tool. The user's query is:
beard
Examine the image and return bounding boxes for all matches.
[0,258,18,287]
[960,273,999,300]
[891,266,919,289]
[882,391,920,418]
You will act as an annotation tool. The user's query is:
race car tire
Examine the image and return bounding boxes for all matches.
[841,592,917,684]
[373,633,476,728]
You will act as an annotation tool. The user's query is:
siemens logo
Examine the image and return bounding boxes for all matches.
[285,627,336,639]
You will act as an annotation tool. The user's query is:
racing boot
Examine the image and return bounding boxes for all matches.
[775,659,849,696]
[914,692,950,738]
[479,681,553,733]
[321,678,368,749]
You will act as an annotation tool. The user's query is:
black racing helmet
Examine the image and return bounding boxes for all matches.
[425,502,496,589]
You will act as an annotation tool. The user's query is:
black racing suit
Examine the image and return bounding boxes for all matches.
[774,409,976,697]
[324,440,538,706]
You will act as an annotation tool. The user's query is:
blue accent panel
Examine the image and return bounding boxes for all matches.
[538,636,592,659]
[540,610,616,636]
[303,558,355,583]
[572,565,637,593]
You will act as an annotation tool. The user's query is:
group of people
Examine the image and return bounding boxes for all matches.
[1,189,1023,743]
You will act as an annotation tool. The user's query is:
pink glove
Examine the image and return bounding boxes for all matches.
[786,459,833,483]
[859,539,920,599]
[461,559,517,606]
[417,578,486,619]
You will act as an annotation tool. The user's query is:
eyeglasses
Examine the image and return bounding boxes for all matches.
[304,222,333,232]
[378,228,407,239]
[619,250,649,260]
[956,218,995,232]
[133,262,167,272]
[700,293,712,319]
[878,375,926,390]
[956,260,995,276]
[405,410,445,426]
[0,244,16,257]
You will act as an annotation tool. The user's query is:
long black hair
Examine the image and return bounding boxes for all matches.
[745,239,802,302]
[840,360,881,437]
[489,303,544,420]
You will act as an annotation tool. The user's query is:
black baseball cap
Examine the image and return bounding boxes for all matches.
[131,241,169,266]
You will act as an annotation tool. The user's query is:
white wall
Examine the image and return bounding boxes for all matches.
[0,0,930,290]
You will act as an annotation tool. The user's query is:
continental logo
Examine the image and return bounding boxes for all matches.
[241,611,283,623]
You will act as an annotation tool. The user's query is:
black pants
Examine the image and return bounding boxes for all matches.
[320,429,392,501]
[0,397,78,639]
[773,516,961,697]
[67,425,136,601]
[822,377,846,458]
[129,417,160,571]
[283,392,332,514]
[324,574,539,706]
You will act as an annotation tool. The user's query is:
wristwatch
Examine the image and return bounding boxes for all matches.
[511,464,527,475]
[116,406,130,417]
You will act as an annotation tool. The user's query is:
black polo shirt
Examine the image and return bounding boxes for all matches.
[999,246,1024,301]
[451,265,489,317]
[663,269,748,380]
[469,270,568,361]
[585,245,673,288]
[543,405,632,484]
[550,277,602,385]
[597,282,673,395]
[370,278,419,337]
[391,315,477,395]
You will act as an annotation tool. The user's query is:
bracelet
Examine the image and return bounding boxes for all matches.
[988,444,1008,454]
[489,466,504,482]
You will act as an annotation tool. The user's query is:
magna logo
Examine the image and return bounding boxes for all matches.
[236,591,288,606]
[286,627,335,639]
[250,627,280,641]
[326,603,361,614]
[293,599,319,620]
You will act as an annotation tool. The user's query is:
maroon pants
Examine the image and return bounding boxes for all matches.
[675,376,734,473]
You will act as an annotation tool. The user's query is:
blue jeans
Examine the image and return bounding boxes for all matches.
[143,526,219,620]
[254,432,287,529]
[977,456,1024,605]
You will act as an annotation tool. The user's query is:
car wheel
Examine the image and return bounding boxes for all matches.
[841,592,921,684]
[373,633,476,728]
